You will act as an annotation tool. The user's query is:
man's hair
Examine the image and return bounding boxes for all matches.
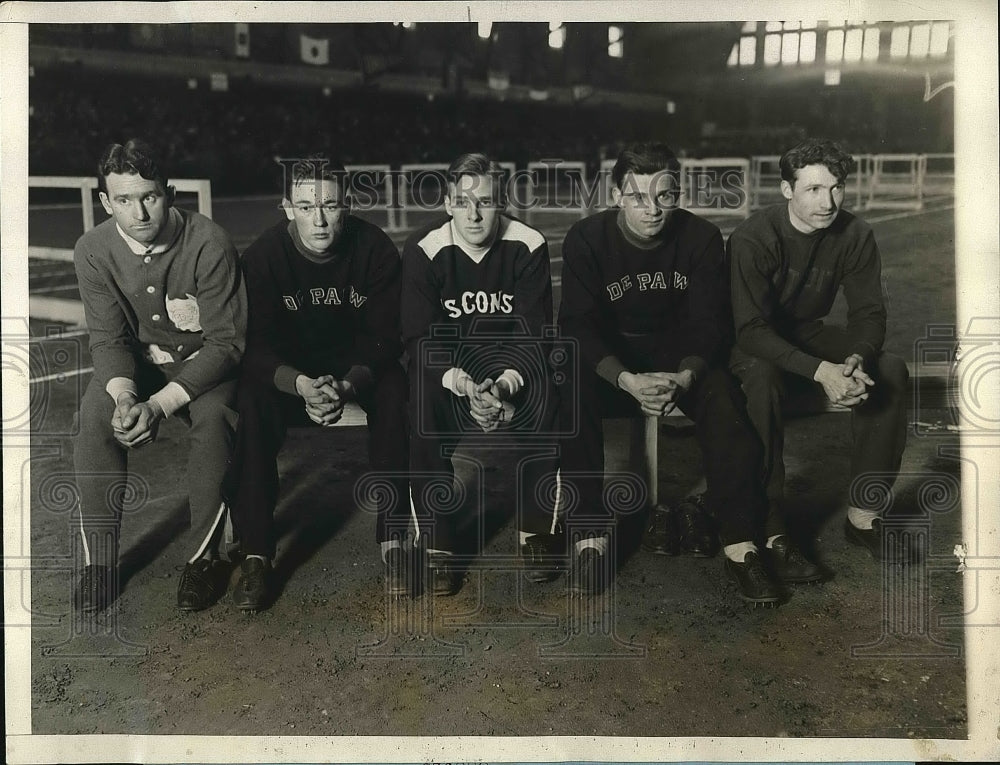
[446,152,506,204]
[779,138,857,186]
[97,139,168,196]
[281,155,350,201]
[612,143,680,189]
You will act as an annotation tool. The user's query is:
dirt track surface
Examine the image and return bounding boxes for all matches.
[29,402,967,739]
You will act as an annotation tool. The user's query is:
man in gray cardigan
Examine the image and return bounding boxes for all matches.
[72,138,247,614]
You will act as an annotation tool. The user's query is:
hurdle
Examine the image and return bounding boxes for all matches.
[524,160,593,226]
[344,164,397,232]
[397,161,517,231]
[865,153,926,210]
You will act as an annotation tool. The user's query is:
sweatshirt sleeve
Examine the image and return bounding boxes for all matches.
[557,223,627,385]
[729,230,824,379]
[841,228,887,366]
[345,231,403,394]
[400,236,443,361]
[672,227,729,380]
[241,236,300,392]
[169,234,247,399]
[74,238,139,387]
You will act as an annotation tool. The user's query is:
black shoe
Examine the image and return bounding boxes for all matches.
[75,565,118,614]
[641,504,680,556]
[725,551,782,606]
[384,546,409,597]
[177,558,226,612]
[569,545,610,596]
[766,535,824,584]
[233,556,272,611]
[845,517,911,563]
[427,554,462,596]
[520,533,565,583]
[676,494,720,557]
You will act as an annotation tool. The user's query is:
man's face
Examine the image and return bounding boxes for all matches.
[284,178,348,255]
[782,164,845,234]
[445,174,502,249]
[99,172,173,245]
[613,171,678,240]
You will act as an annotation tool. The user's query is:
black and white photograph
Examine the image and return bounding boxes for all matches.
[2,1,998,763]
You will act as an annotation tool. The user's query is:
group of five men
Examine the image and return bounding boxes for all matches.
[71,137,907,614]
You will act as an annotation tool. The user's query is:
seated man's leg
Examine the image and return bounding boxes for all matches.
[677,368,783,603]
[729,348,787,537]
[222,376,301,609]
[72,378,130,612]
[355,363,412,595]
[175,378,239,610]
[408,362,464,595]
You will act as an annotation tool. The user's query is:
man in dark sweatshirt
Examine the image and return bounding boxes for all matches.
[223,158,409,609]
[729,138,909,570]
[73,139,247,614]
[401,153,562,596]
[558,143,779,603]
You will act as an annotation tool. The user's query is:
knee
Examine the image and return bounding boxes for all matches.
[76,380,115,437]
[733,357,784,400]
[373,364,408,408]
[875,352,909,390]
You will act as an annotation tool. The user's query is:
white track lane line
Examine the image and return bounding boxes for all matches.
[29,366,93,385]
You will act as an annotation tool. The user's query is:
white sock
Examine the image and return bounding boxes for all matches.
[847,507,880,530]
[574,536,608,554]
[766,534,783,549]
[724,541,758,562]
[380,540,402,563]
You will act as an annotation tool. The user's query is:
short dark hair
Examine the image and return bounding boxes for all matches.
[97,139,168,195]
[280,155,350,201]
[780,138,856,186]
[446,152,506,204]
[612,143,680,189]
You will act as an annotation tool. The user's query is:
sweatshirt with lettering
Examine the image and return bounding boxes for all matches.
[240,216,402,396]
[558,208,729,385]
[401,215,552,392]
[728,203,886,379]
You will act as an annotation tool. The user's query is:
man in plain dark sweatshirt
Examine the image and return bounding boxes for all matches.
[558,143,778,604]
[223,158,409,609]
[729,138,909,571]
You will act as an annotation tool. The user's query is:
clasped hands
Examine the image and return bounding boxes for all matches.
[457,377,515,432]
[813,354,874,407]
[295,374,355,426]
[618,369,694,417]
[111,392,164,449]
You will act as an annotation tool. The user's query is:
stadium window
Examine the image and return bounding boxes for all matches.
[930,22,950,57]
[608,25,623,58]
[740,35,756,65]
[781,32,799,64]
[765,21,782,32]
[800,31,817,63]
[478,21,492,39]
[862,26,879,60]
[741,21,756,33]
[801,21,817,29]
[763,33,781,65]
[843,27,863,62]
[549,22,566,49]
[890,25,909,58]
[824,68,841,86]
[910,23,930,57]
[825,28,844,63]
[727,42,738,67]
[783,21,800,31]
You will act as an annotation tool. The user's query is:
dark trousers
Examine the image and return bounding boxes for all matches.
[408,361,562,552]
[224,364,410,558]
[559,337,766,547]
[73,367,238,568]
[730,323,909,536]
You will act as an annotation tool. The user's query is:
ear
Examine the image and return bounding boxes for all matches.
[99,191,113,216]
[282,197,295,222]
[165,184,176,206]
[443,194,454,218]
[780,180,794,201]
[610,185,623,208]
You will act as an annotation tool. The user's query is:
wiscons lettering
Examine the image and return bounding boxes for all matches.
[442,290,515,318]
[281,286,368,311]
